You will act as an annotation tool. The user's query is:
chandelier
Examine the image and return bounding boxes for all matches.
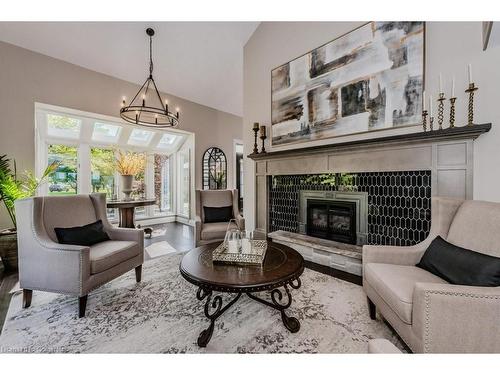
[120,28,180,128]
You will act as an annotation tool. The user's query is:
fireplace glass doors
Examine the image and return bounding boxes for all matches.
[306,199,356,244]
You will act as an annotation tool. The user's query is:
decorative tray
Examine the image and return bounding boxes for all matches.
[212,240,268,266]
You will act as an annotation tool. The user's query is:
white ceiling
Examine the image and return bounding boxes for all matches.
[0,22,259,116]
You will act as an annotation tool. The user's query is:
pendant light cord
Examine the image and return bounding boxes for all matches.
[149,34,153,77]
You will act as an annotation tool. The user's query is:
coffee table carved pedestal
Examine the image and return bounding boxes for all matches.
[180,241,304,347]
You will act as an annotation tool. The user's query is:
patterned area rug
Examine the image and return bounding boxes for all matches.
[0,253,403,353]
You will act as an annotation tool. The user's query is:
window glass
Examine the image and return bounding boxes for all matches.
[47,114,81,139]
[92,123,121,143]
[157,133,178,149]
[153,154,171,215]
[128,129,154,146]
[91,148,117,220]
[47,145,78,195]
[179,149,190,217]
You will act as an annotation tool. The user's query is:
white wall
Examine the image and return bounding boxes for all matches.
[243,21,500,230]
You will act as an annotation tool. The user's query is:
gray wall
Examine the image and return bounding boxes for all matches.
[243,22,500,231]
[0,40,242,229]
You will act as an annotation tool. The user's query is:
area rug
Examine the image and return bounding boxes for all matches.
[0,253,404,353]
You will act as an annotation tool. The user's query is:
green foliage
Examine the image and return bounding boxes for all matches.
[0,155,58,229]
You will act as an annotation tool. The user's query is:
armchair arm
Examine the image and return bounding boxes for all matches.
[362,243,427,267]
[195,215,202,245]
[412,282,500,353]
[105,226,144,243]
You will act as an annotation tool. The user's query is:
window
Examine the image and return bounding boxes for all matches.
[36,104,193,224]
[153,154,172,216]
[47,145,78,195]
[92,123,121,143]
[128,129,154,146]
[47,114,81,139]
[178,149,190,217]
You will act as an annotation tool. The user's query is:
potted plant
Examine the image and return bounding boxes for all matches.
[0,155,57,271]
[115,150,145,201]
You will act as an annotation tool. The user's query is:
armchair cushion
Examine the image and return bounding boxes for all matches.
[89,240,139,274]
[201,222,238,241]
[203,205,233,223]
[364,263,447,324]
[417,236,500,287]
[55,220,110,247]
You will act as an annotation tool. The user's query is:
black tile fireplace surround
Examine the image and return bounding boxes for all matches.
[269,171,431,246]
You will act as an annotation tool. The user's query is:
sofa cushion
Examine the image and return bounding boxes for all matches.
[417,236,500,286]
[201,221,238,241]
[447,200,500,257]
[364,263,447,324]
[90,240,139,274]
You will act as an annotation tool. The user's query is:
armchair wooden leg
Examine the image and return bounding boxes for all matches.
[22,289,33,308]
[79,295,88,318]
[135,265,142,282]
[367,297,376,320]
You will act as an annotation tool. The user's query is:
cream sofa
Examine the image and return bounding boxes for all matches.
[195,189,244,247]
[363,197,500,353]
[15,193,144,318]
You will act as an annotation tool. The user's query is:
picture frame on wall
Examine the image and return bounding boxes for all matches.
[270,22,426,147]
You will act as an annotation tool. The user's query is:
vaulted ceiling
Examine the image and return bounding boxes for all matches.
[0,22,259,116]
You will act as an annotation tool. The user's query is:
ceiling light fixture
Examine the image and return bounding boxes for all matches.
[120,28,180,128]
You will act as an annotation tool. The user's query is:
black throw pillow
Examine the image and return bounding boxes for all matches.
[203,206,233,223]
[416,236,500,287]
[54,220,110,247]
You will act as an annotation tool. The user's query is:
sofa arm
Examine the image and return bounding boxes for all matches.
[412,282,500,353]
[362,243,427,267]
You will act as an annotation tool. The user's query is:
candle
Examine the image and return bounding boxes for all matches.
[439,74,443,93]
[253,122,260,131]
[468,64,472,84]
[260,125,266,138]
[241,238,252,254]
[451,77,455,97]
[155,114,158,124]
[142,93,146,107]
[422,90,426,110]
[176,107,180,119]
[429,95,433,117]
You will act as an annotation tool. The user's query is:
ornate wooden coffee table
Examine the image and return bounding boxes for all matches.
[179,241,304,347]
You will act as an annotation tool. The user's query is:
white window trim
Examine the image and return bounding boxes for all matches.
[34,102,194,223]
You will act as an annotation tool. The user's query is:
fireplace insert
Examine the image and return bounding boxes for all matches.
[306,199,357,244]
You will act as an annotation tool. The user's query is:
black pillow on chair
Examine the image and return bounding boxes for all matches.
[54,220,110,246]
[203,206,233,223]
[416,235,500,287]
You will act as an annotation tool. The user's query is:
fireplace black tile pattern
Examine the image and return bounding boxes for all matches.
[268,171,431,246]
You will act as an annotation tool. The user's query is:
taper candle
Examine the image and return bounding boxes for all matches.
[468,64,472,84]
[423,90,426,110]
[451,77,455,97]
[439,74,443,93]
[429,95,433,117]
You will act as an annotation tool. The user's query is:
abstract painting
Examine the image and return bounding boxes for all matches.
[271,22,425,146]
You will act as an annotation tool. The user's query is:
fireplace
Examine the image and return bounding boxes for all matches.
[307,199,357,244]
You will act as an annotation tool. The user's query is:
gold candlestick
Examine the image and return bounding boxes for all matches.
[465,83,478,126]
[437,93,446,130]
[251,122,260,154]
[449,97,457,128]
[422,110,428,132]
[259,125,267,153]
[429,116,434,131]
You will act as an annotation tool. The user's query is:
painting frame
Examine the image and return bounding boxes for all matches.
[270,22,427,148]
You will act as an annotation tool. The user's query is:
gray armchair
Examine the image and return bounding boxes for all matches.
[363,197,500,353]
[195,189,244,247]
[15,193,144,318]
